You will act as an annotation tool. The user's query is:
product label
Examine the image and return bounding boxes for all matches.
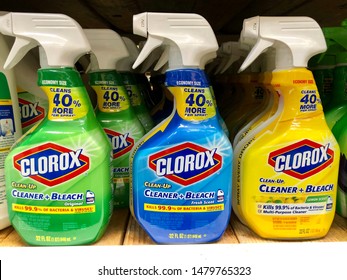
[105,129,135,159]
[169,87,216,121]
[126,84,142,107]
[268,139,334,179]
[103,124,145,207]
[299,89,319,112]
[0,100,16,138]
[149,142,222,186]
[13,142,90,187]
[42,86,88,121]
[19,97,45,130]
[93,85,130,113]
[0,99,16,205]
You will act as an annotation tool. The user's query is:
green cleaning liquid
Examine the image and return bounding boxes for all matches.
[5,68,113,245]
[89,70,145,208]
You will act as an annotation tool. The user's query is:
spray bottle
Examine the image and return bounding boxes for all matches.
[323,22,347,217]
[129,12,233,244]
[0,31,22,230]
[1,13,112,245]
[84,29,146,208]
[234,16,339,239]
[322,26,347,129]
[118,37,154,133]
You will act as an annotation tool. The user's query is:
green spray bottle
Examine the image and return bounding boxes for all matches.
[324,22,347,218]
[1,12,113,246]
[322,26,347,128]
[308,53,335,110]
[84,29,146,208]
[118,37,154,133]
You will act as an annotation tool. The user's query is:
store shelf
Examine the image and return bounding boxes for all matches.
[1,209,346,246]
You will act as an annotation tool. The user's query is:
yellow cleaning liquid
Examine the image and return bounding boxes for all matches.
[233,71,277,146]
[237,68,339,239]
[232,71,279,225]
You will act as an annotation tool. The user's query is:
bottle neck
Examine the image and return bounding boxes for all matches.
[165,68,216,121]
[271,68,324,121]
[38,67,94,122]
[89,70,132,113]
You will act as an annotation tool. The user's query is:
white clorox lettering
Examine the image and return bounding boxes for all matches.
[20,149,82,177]
[156,148,217,176]
[274,144,329,172]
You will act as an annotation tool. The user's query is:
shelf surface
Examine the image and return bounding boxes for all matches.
[1,209,346,246]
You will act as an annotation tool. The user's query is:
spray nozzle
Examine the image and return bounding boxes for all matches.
[239,16,327,72]
[217,41,247,74]
[137,41,165,73]
[132,12,218,70]
[84,29,129,71]
[116,36,139,72]
[0,12,91,69]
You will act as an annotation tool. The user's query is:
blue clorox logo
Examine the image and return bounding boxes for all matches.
[149,142,222,186]
[13,143,89,187]
[268,139,334,179]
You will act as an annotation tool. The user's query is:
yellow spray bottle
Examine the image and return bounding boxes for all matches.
[234,16,339,239]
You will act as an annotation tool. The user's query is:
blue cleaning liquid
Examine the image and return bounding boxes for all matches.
[130,68,233,244]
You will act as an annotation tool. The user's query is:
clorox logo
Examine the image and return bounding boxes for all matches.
[268,139,334,179]
[149,142,222,186]
[104,129,134,159]
[19,98,45,128]
[13,143,89,187]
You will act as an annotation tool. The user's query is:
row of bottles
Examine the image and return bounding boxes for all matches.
[0,10,344,246]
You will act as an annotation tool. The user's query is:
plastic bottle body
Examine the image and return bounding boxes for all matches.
[90,70,146,208]
[237,68,339,239]
[130,69,233,244]
[5,68,113,245]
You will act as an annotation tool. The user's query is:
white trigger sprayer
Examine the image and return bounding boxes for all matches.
[132,12,218,70]
[84,29,129,71]
[0,12,91,69]
[239,16,327,72]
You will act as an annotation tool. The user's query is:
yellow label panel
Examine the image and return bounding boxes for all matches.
[12,203,95,214]
[144,203,224,213]
[42,86,88,120]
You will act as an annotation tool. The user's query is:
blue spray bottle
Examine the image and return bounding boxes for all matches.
[129,12,233,244]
